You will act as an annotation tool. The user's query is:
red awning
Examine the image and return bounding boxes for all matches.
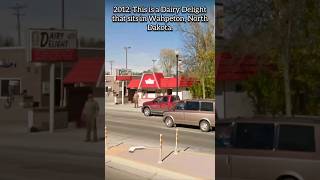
[128,79,140,88]
[216,52,258,81]
[64,58,104,84]
[160,77,195,88]
[127,73,195,89]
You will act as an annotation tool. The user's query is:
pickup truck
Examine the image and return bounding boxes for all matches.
[141,95,180,116]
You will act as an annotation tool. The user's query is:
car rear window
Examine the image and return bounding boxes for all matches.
[278,125,315,152]
[235,123,275,150]
[185,101,200,110]
[200,102,214,112]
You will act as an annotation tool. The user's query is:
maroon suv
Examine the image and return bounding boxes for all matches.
[141,95,180,116]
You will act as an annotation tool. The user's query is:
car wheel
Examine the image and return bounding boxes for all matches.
[143,107,151,116]
[200,120,210,132]
[164,117,174,128]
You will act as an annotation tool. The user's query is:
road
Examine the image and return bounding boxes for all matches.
[106,108,215,154]
[0,145,104,180]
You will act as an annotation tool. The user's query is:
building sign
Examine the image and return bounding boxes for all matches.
[116,68,132,81]
[27,28,78,62]
[138,74,160,89]
[145,78,155,85]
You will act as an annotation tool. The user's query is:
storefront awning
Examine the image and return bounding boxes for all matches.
[128,72,195,89]
[216,52,276,81]
[128,79,140,88]
[64,58,104,85]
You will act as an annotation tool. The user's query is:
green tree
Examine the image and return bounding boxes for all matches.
[178,8,215,99]
[223,0,320,116]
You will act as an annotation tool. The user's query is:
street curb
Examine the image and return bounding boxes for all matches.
[106,107,141,113]
[106,154,203,180]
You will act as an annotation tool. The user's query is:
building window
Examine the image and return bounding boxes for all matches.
[0,79,21,97]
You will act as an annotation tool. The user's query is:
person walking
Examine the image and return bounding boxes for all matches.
[82,93,100,142]
[133,92,139,108]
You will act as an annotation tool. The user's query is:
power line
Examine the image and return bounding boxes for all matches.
[9,2,26,46]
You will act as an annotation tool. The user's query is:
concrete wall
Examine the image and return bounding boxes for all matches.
[0,48,42,105]
[30,108,68,131]
[0,96,28,121]
[216,81,254,119]
[95,97,105,115]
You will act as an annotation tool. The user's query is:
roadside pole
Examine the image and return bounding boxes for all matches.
[158,134,163,164]
[121,81,124,104]
[49,63,55,133]
[174,128,179,155]
[105,126,107,147]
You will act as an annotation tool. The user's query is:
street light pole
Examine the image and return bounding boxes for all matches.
[123,46,131,104]
[152,59,157,72]
[175,50,179,97]
[124,46,131,70]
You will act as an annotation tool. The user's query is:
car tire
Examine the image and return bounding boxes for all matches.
[164,116,174,128]
[279,176,298,180]
[143,107,151,116]
[200,120,210,132]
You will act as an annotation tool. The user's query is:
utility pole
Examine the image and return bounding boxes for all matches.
[107,60,114,75]
[152,59,157,72]
[175,50,179,97]
[9,3,26,46]
[123,46,131,100]
[124,46,131,70]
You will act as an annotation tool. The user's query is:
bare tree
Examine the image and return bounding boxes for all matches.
[159,48,176,76]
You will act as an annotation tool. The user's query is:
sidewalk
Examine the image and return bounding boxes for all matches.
[106,143,214,180]
[0,116,105,157]
[106,101,141,113]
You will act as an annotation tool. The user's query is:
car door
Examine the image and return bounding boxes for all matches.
[159,96,169,113]
[200,101,215,125]
[149,97,162,113]
[231,122,275,180]
[171,101,186,123]
[183,101,200,126]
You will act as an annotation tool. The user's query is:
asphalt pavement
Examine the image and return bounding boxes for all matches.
[106,109,215,154]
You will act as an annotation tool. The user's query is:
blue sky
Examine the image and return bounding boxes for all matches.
[0,0,104,45]
[105,0,214,73]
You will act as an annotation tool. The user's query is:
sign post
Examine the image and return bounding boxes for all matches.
[27,28,78,133]
[49,64,55,133]
[121,81,125,104]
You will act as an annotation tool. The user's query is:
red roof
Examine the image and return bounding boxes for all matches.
[128,79,140,88]
[128,73,195,89]
[64,58,104,84]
